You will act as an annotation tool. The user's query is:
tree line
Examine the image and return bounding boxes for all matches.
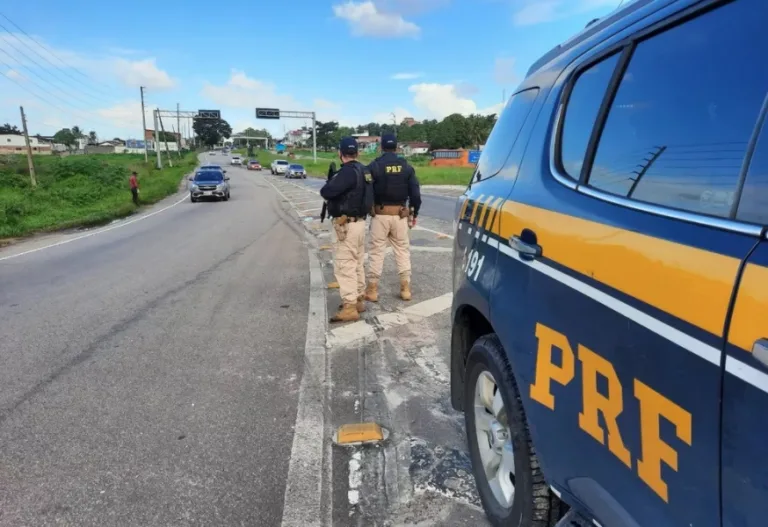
[284,112,498,152]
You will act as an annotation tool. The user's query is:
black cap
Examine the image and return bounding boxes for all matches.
[381,133,397,149]
[339,136,358,155]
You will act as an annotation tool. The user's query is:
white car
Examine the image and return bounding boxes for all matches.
[271,159,289,175]
[230,155,242,166]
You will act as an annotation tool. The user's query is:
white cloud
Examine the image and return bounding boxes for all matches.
[494,56,519,86]
[333,1,420,38]
[391,72,423,80]
[0,32,177,138]
[201,70,305,111]
[408,83,479,119]
[113,58,175,90]
[513,0,618,26]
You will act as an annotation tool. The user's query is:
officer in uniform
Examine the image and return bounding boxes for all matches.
[364,133,421,302]
[320,136,371,322]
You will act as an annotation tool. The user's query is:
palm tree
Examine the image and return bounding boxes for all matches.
[88,131,98,145]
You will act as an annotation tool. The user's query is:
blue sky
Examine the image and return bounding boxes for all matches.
[0,0,623,140]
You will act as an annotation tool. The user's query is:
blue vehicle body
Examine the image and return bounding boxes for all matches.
[450,1,768,526]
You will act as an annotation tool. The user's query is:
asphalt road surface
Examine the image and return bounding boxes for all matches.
[0,155,310,526]
[0,152,482,527]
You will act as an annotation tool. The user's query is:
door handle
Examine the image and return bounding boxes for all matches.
[753,338,768,368]
[509,235,541,260]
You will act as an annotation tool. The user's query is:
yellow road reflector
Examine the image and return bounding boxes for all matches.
[319,244,332,250]
[333,423,389,446]
[327,281,339,289]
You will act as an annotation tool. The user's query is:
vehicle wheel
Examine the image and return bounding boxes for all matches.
[464,334,564,527]
[302,175,307,179]
[190,195,196,203]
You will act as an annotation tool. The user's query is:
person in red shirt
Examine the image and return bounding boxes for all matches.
[129,171,140,206]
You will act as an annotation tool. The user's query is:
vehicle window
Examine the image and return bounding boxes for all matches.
[290,165,303,169]
[587,0,768,218]
[736,117,768,224]
[195,171,223,181]
[559,52,620,180]
[474,88,540,182]
[277,161,288,165]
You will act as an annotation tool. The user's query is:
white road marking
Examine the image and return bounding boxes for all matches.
[327,293,453,348]
[0,194,188,263]
[281,245,330,527]
[411,246,452,253]
[294,199,324,206]
[413,225,454,240]
[299,208,322,215]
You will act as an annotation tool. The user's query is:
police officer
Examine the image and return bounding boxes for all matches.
[364,133,421,303]
[320,136,371,322]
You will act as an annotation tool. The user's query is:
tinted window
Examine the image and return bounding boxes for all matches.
[290,165,303,169]
[277,161,288,165]
[587,0,768,218]
[195,171,223,181]
[560,52,620,179]
[736,118,768,224]
[475,88,540,181]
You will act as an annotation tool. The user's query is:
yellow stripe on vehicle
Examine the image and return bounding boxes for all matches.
[495,201,741,341]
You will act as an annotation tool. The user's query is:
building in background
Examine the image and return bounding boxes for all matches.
[400,142,430,156]
[0,134,52,155]
[401,117,419,127]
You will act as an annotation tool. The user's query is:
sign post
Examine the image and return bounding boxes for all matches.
[255,108,317,162]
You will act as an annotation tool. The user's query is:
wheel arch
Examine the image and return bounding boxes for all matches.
[450,303,494,411]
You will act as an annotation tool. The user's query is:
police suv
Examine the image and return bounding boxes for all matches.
[450,1,768,526]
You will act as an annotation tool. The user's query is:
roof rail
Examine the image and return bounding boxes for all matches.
[525,0,657,78]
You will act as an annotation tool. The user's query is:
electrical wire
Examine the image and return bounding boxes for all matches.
[0,11,116,98]
[0,63,122,132]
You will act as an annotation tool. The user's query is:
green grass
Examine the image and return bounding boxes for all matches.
[0,152,199,239]
[238,149,473,186]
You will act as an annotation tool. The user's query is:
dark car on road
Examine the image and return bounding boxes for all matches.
[189,169,230,202]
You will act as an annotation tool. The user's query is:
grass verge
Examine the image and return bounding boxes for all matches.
[237,149,473,186]
[0,152,199,239]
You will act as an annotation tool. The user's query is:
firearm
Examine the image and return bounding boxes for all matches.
[320,161,337,223]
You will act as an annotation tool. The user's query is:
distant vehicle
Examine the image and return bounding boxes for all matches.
[209,151,216,155]
[247,160,262,171]
[271,159,289,175]
[230,155,242,166]
[188,169,230,202]
[285,164,306,179]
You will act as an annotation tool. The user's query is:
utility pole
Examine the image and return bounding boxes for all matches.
[176,103,181,151]
[158,112,173,167]
[19,106,36,187]
[154,109,162,169]
[140,86,148,162]
[311,111,317,162]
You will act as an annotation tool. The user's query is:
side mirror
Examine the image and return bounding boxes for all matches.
[223,169,227,173]
[188,176,193,181]
[224,176,230,181]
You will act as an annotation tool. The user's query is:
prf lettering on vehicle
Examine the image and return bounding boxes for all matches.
[529,322,692,503]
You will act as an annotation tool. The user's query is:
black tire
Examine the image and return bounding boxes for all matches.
[302,175,307,179]
[190,195,196,203]
[464,334,564,527]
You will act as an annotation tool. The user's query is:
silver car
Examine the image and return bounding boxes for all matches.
[189,168,231,202]
[285,164,307,179]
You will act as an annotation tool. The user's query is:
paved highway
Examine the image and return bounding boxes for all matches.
[0,156,310,526]
[0,152,481,527]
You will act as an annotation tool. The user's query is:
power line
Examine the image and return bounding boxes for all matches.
[0,61,122,131]
[0,28,118,108]
[0,11,116,97]
[0,46,109,112]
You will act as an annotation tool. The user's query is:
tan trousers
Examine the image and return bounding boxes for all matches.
[333,221,366,305]
[368,215,411,281]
